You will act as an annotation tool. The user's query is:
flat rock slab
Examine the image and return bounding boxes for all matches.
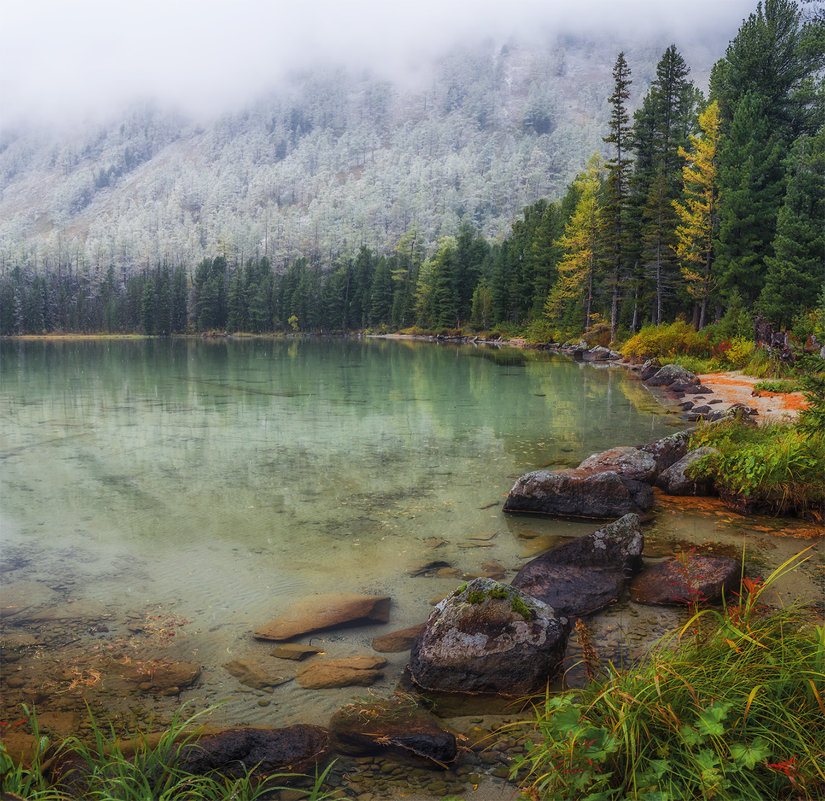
[296,655,387,688]
[253,592,391,641]
[223,658,294,692]
[372,623,426,653]
[178,725,331,777]
[512,514,644,619]
[22,600,111,623]
[409,578,569,697]
[630,556,742,606]
[270,643,320,661]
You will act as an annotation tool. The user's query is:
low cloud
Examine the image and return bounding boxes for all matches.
[1,0,756,124]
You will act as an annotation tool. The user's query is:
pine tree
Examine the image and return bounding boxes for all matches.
[674,101,722,329]
[760,131,825,327]
[601,52,633,340]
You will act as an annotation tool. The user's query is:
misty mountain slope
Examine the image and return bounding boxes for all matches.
[0,34,716,273]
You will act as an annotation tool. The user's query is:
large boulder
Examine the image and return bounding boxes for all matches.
[178,725,331,778]
[636,431,691,474]
[503,468,654,519]
[655,447,718,496]
[630,556,741,606]
[408,578,569,697]
[511,514,644,618]
[644,364,699,387]
[329,695,458,765]
[253,592,391,641]
[578,446,659,483]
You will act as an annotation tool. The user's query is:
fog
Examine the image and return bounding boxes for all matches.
[1,0,757,125]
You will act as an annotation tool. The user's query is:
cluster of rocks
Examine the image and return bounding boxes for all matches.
[639,362,758,423]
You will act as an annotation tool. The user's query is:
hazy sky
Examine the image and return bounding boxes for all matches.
[1,0,757,124]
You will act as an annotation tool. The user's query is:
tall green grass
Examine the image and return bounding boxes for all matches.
[1,705,345,801]
[688,419,825,517]
[510,552,825,801]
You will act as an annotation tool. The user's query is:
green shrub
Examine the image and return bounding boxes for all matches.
[754,380,803,393]
[688,420,825,517]
[510,553,825,801]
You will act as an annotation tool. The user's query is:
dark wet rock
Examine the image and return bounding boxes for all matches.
[578,446,659,483]
[296,655,387,688]
[645,365,698,387]
[253,592,391,641]
[630,556,741,605]
[682,384,712,394]
[655,447,718,496]
[640,360,661,381]
[223,658,293,691]
[583,346,611,362]
[372,624,427,653]
[512,514,644,618]
[270,643,320,661]
[691,405,712,416]
[503,468,654,519]
[178,725,331,777]
[636,431,691,474]
[407,560,451,577]
[408,578,569,697]
[330,695,458,765]
[679,401,694,410]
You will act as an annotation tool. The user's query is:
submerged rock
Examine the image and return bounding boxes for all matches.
[503,468,654,519]
[330,695,458,765]
[511,514,644,618]
[223,658,293,692]
[630,555,741,606]
[253,592,391,641]
[408,578,569,697]
[372,624,426,653]
[178,725,331,777]
[296,655,387,688]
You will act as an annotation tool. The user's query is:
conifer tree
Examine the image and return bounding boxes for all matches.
[760,131,825,327]
[674,101,722,329]
[601,53,633,340]
[714,91,786,304]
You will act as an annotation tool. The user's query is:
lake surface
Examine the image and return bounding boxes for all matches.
[1,337,821,732]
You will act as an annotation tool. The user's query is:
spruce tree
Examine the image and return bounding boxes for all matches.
[760,131,825,327]
[601,52,633,340]
[714,92,786,305]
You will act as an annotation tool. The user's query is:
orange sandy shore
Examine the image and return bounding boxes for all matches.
[697,372,807,421]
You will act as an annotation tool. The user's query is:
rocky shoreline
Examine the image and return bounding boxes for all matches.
[0,344,814,801]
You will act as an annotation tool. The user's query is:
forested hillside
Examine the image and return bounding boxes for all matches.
[1,0,822,339]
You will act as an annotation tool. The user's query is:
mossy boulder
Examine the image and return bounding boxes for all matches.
[408,578,569,697]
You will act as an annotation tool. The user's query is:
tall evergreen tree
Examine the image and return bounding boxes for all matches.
[714,92,786,304]
[601,52,633,340]
[760,131,825,327]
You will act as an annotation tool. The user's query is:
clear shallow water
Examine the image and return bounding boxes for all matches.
[0,338,820,729]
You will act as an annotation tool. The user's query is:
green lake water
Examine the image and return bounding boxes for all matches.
[1,337,821,730]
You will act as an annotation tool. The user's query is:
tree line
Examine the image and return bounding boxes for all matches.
[1,0,822,339]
